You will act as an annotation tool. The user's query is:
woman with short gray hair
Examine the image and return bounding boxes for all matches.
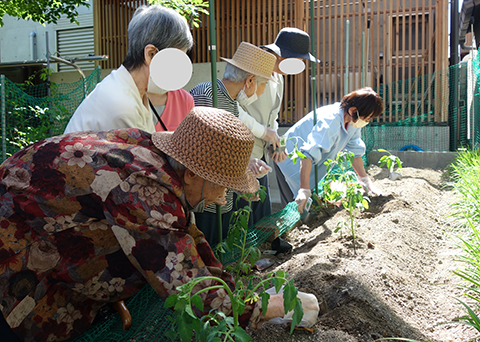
[64,4,194,134]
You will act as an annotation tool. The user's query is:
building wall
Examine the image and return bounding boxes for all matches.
[0,1,93,81]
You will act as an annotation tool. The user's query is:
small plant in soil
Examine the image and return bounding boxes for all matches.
[377,149,403,180]
[165,190,304,342]
[320,151,370,254]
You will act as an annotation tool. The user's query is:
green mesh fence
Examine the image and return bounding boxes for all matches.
[70,285,175,342]
[362,51,480,156]
[219,201,300,264]
[0,67,102,161]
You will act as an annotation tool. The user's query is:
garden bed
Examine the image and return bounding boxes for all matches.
[248,166,477,342]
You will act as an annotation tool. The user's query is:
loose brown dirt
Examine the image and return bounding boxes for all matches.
[247,166,478,342]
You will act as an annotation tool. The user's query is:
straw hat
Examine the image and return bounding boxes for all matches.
[152,107,259,194]
[263,27,320,63]
[220,42,276,81]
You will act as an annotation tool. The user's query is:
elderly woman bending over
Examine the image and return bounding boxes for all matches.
[275,87,385,213]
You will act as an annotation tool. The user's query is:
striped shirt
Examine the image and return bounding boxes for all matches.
[189,79,239,214]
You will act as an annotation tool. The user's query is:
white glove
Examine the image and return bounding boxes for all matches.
[358,176,383,196]
[248,158,272,179]
[295,188,311,214]
[262,128,280,149]
[265,288,320,328]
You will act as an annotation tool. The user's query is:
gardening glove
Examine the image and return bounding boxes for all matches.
[248,158,272,179]
[358,176,383,196]
[265,287,320,328]
[295,188,311,214]
[262,127,280,150]
[283,292,320,328]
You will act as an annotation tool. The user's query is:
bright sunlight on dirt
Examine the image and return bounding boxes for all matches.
[247,166,478,342]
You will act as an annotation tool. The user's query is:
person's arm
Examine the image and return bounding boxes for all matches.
[237,105,281,151]
[295,157,313,213]
[352,156,367,178]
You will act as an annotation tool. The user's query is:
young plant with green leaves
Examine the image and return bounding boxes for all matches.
[320,151,370,254]
[377,149,403,175]
[164,190,304,342]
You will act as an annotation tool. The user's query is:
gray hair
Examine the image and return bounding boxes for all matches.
[123,5,193,70]
[166,155,186,171]
[223,64,269,84]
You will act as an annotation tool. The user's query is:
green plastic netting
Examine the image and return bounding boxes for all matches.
[362,51,480,156]
[0,67,101,161]
[71,284,175,342]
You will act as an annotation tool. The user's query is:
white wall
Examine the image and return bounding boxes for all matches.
[0,1,92,63]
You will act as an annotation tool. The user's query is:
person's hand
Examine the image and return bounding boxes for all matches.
[248,158,272,179]
[295,188,311,214]
[262,128,280,150]
[270,151,287,163]
[358,176,383,196]
[263,293,284,322]
[283,292,320,328]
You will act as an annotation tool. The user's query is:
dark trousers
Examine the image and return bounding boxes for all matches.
[195,209,233,247]
[0,314,21,342]
[274,162,294,208]
[233,171,271,228]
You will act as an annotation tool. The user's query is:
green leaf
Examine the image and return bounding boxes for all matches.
[260,291,270,314]
[236,297,245,315]
[174,298,187,311]
[164,294,178,308]
[296,150,306,159]
[165,330,178,341]
[233,326,253,342]
[178,313,194,342]
[377,148,388,152]
[362,199,369,209]
[191,294,204,312]
[283,282,298,313]
[289,298,304,333]
[396,157,403,170]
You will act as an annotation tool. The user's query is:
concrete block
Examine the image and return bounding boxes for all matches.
[368,150,457,170]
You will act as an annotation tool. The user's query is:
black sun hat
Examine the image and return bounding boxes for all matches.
[152,107,259,194]
[263,27,320,63]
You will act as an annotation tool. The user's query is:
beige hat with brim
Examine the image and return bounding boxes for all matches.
[220,42,277,82]
[152,106,259,194]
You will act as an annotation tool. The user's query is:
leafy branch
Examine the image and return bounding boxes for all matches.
[165,187,303,341]
[320,151,370,254]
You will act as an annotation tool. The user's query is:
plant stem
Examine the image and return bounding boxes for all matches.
[350,208,356,254]
[185,276,239,327]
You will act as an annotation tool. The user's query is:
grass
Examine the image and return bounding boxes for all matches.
[447,148,480,230]
[448,148,480,337]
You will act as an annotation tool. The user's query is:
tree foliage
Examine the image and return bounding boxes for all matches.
[0,0,90,26]
[149,0,209,28]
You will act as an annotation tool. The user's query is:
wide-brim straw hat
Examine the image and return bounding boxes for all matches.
[263,27,321,63]
[152,106,259,194]
[220,42,277,82]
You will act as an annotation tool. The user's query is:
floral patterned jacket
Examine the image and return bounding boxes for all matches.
[0,129,263,342]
